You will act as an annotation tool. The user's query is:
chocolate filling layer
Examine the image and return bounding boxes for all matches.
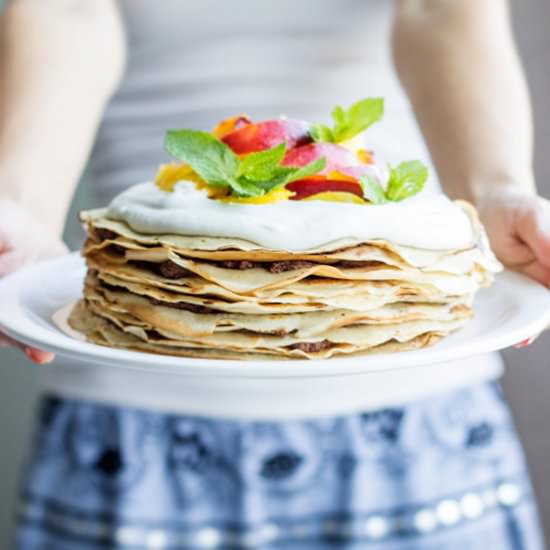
[95,228,118,241]
[130,260,192,279]
[149,298,221,315]
[287,340,332,353]
[127,258,380,279]
[217,259,379,272]
[267,260,317,273]
[220,260,256,270]
[96,231,381,274]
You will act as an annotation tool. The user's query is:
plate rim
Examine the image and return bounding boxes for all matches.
[0,252,549,378]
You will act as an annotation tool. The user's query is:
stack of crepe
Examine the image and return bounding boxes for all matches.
[68,202,501,360]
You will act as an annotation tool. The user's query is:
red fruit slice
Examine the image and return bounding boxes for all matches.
[287,176,364,200]
[283,143,357,175]
[222,119,312,154]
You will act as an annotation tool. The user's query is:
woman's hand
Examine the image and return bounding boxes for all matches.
[0,199,68,363]
[477,189,550,286]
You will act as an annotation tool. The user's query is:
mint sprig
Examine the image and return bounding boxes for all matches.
[164,130,239,187]
[359,160,428,204]
[311,97,384,143]
[236,143,287,182]
[359,175,388,205]
[164,130,326,197]
[386,160,428,201]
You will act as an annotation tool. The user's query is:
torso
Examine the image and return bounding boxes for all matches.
[53,1,501,416]
[88,0,431,203]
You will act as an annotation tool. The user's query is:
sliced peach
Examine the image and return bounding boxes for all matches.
[155,163,199,192]
[357,148,375,164]
[212,114,252,139]
[283,143,357,175]
[287,176,364,200]
[221,119,311,154]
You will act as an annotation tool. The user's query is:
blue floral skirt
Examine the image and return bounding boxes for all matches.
[14,382,544,549]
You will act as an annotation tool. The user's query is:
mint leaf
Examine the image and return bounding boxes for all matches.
[244,170,293,194]
[284,157,326,184]
[165,129,239,187]
[336,97,384,141]
[310,97,385,143]
[386,160,428,201]
[310,123,334,143]
[237,143,286,182]
[332,98,384,142]
[226,178,265,197]
[249,157,327,194]
[358,161,427,204]
[331,105,347,128]
[359,175,388,204]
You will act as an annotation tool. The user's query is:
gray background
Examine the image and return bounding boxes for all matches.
[1,0,550,547]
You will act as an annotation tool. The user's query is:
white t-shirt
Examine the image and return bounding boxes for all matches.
[41,0,503,418]
[89,0,432,201]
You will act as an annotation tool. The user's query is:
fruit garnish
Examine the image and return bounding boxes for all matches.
[160,99,429,205]
[212,114,252,139]
[164,129,326,198]
[303,191,365,204]
[221,119,312,154]
[310,97,384,144]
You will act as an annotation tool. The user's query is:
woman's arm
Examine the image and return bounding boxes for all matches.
[0,0,126,236]
[0,0,125,361]
[392,0,533,201]
[393,0,550,286]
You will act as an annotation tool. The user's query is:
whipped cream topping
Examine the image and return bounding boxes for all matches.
[107,181,475,251]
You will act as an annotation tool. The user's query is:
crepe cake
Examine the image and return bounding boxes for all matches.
[69,98,502,359]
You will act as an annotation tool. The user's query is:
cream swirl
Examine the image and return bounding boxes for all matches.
[107,181,475,251]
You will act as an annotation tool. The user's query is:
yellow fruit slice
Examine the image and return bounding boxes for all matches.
[221,187,295,204]
[302,191,365,204]
[327,170,360,183]
[155,163,203,192]
[357,148,375,164]
[212,114,252,139]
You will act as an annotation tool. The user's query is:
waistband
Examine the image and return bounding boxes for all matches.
[38,353,504,420]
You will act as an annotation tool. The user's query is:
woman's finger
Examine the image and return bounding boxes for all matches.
[514,335,540,348]
[25,348,55,364]
[0,332,54,364]
[517,201,550,270]
[515,260,550,287]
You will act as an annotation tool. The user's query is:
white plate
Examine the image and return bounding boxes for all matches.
[1,252,550,379]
